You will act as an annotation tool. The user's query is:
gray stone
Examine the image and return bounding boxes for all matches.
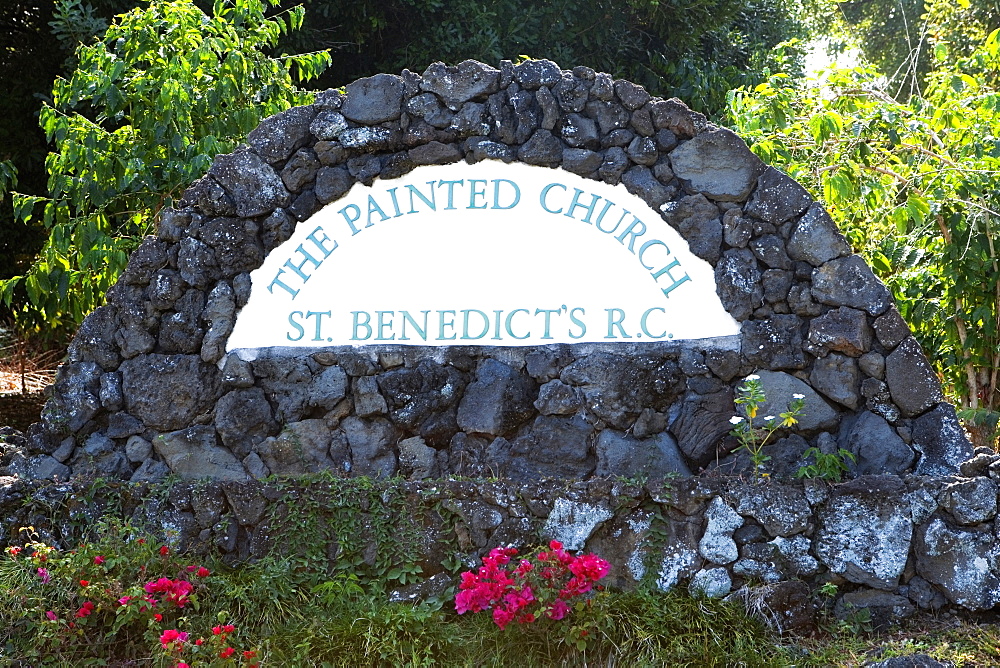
[121,354,220,431]
[179,175,235,216]
[409,141,462,165]
[51,437,75,463]
[585,99,630,135]
[885,337,944,418]
[741,315,807,370]
[513,59,562,90]
[176,237,218,289]
[840,411,915,476]
[346,154,381,183]
[379,360,466,446]
[906,575,948,611]
[598,146,629,183]
[662,193,722,263]
[242,452,269,480]
[338,126,398,151]
[787,202,851,266]
[256,419,335,475]
[315,166,353,204]
[309,110,349,140]
[836,590,914,629]
[668,128,764,201]
[915,517,1000,610]
[669,389,734,467]
[99,372,124,413]
[221,353,254,389]
[106,412,143,439]
[208,148,290,218]
[561,148,602,174]
[398,436,439,480]
[590,72,614,100]
[751,371,839,432]
[744,167,813,224]
[341,73,404,123]
[939,477,997,525]
[808,306,872,357]
[509,89,539,144]
[699,496,743,564]
[614,79,650,109]
[874,307,911,349]
[353,375,388,417]
[154,426,248,481]
[147,268,185,311]
[809,353,860,409]
[314,140,347,166]
[534,379,581,415]
[504,415,595,481]
[130,458,170,483]
[761,269,793,304]
[560,353,684,429]
[626,135,657,166]
[621,166,674,210]
[308,365,349,414]
[247,105,316,163]
[689,568,732,598]
[27,455,71,481]
[632,407,668,438]
[341,416,398,478]
[770,534,819,576]
[457,358,535,436]
[466,139,515,163]
[539,497,612,551]
[859,351,885,379]
[714,249,763,321]
[535,87,559,130]
[517,129,563,167]
[866,655,950,668]
[68,304,120,369]
[553,74,590,113]
[158,287,205,354]
[215,387,278,458]
[199,282,236,364]
[731,482,811,537]
[650,98,706,139]
[125,435,153,463]
[595,429,691,479]
[815,479,912,589]
[811,255,892,316]
[42,361,102,433]
[655,128,679,152]
[749,234,792,270]
[421,60,500,110]
[602,128,635,148]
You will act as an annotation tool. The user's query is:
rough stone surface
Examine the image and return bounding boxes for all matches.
[208,149,290,218]
[812,255,892,316]
[815,479,912,589]
[787,203,851,266]
[915,517,1000,610]
[699,496,743,564]
[885,337,944,418]
[120,355,220,431]
[341,74,405,123]
[744,167,812,224]
[911,404,975,476]
[153,426,248,481]
[669,129,764,200]
[808,306,872,357]
[595,430,691,478]
[247,105,316,163]
[840,411,915,476]
[939,477,997,525]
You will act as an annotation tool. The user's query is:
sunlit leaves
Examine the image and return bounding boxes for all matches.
[2,0,330,338]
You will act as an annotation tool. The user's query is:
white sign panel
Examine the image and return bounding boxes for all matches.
[226,161,739,350]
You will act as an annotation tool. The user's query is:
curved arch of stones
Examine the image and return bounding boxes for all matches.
[28,59,970,484]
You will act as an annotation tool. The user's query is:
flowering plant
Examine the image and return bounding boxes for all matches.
[455,541,610,630]
[730,374,805,479]
[3,523,259,666]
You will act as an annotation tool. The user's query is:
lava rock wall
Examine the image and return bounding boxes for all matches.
[9,59,972,483]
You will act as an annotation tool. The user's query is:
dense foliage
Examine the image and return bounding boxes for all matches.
[728,29,1000,446]
[0,0,331,338]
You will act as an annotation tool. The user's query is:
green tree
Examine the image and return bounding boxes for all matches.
[728,29,1000,447]
[2,0,331,339]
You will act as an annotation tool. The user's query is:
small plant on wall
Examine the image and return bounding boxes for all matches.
[730,374,805,479]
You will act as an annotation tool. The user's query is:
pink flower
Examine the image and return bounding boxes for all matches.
[45,611,58,621]
[549,540,563,551]
[196,566,210,577]
[36,567,50,583]
[159,629,188,649]
[176,663,190,668]
[492,607,515,630]
[569,554,611,582]
[93,555,106,565]
[117,596,131,606]
[547,599,570,620]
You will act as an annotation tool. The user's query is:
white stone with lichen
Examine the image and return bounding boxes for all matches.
[698,496,743,564]
[689,567,732,598]
[542,498,613,551]
[656,545,699,591]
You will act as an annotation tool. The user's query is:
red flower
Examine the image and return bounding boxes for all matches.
[176,663,190,668]
[7,546,22,557]
[243,650,257,659]
[195,638,203,646]
[223,624,235,633]
[79,580,89,587]
[154,613,163,622]
[186,565,197,573]
[549,540,563,551]
[219,647,235,658]
[159,629,188,649]
[212,626,222,635]
[197,566,210,577]
[137,538,146,544]
[93,555,105,565]
[159,545,169,556]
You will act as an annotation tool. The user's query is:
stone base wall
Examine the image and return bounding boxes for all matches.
[4,470,1000,628]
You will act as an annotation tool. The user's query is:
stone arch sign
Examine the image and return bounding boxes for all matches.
[25,59,971,484]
